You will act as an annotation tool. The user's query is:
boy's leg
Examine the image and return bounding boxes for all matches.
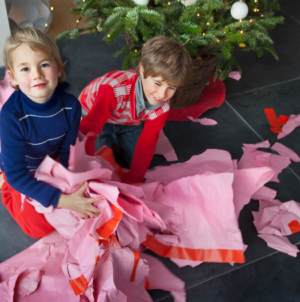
[96,123,115,151]
[1,174,54,239]
[115,123,144,167]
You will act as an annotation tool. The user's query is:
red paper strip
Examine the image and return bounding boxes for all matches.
[130,251,140,282]
[264,108,289,133]
[69,274,88,296]
[288,220,300,234]
[96,204,123,240]
[145,277,150,290]
[143,234,245,263]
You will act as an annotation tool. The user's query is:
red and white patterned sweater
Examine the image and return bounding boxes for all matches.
[79,70,170,183]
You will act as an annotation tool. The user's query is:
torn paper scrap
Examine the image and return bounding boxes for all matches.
[187,116,218,125]
[258,234,299,257]
[278,114,300,139]
[154,130,178,162]
[271,142,300,162]
[228,71,241,81]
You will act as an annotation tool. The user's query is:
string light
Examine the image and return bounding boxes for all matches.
[50,7,54,10]
[168,1,170,4]
[107,34,110,37]
[254,0,258,2]
[249,19,253,23]
[76,20,80,23]
[206,22,209,25]
[217,39,220,42]
[197,13,200,17]
[203,33,206,36]
[239,19,242,22]
[240,30,244,34]
[135,49,137,52]
[261,14,264,17]
[185,5,187,7]
[45,23,48,27]
[83,0,85,2]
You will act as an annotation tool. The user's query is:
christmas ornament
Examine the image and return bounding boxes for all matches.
[230,1,249,20]
[8,0,53,32]
[181,0,198,5]
[132,0,149,5]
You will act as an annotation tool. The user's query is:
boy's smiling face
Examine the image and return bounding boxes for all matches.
[139,64,177,106]
[8,43,62,104]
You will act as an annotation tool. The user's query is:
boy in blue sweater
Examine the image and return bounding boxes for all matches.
[1,27,101,238]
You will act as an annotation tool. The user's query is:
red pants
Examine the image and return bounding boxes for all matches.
[1,173,54,239]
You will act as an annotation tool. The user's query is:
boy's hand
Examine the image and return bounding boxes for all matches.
[57,182,102,219]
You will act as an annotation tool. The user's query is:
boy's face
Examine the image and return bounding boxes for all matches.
[140,64,177,106]
[8,44,61,104]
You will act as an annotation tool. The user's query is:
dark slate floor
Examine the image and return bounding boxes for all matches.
[1,0,300,301]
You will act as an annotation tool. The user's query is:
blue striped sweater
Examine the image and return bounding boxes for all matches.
[0,84,81,207]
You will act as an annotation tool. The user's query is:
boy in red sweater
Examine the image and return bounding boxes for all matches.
[79,36,191,183]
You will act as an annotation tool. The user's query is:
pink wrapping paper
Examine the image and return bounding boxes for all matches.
[228,71,241,81]
[154,130,178,161]
[187,116,218,125]
[0,71,15,111]
[271,142,300,162]
[252,200,300,257]
[0,135,292,300]
[238,140,291,183]
[277,114,300,139]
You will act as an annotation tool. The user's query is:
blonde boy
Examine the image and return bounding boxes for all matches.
[79,36,192,183]
[1,27,101,238]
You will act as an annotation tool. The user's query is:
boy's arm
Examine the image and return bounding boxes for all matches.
[125,112,169,184]
[79,87,116,155]
[0,111,61,207]
[57,97,81,168]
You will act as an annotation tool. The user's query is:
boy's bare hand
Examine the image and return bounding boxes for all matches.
[57,182,102,219]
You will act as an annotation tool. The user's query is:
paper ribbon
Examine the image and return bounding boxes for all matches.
[288,220,300,234]
[69,274,89,296]
[264,108,289,133]
[95,203,123,239]
[130,251,140,282]
[145,277,150,290]
[142,234,245,263]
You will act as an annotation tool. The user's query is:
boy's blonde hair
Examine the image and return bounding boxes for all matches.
[2,27,66,90]
[138,36,191,88]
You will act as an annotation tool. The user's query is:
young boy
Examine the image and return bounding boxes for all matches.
[1,27,101,238]
[79,36,191,184]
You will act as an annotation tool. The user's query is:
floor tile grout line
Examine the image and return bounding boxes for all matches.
[280,9,300,26]
[226,76,300,98]
[224,101,300,182]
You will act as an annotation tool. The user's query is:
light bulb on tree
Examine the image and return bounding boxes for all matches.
[132,0,149,5]
[231,1,249,20]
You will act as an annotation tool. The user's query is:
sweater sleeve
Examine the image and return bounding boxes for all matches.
[0,110,61,207]
[79,86,116,155]
[125,112,169,184]
[57,97,81,168]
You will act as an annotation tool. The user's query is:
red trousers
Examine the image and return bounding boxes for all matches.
[1,173,54,239]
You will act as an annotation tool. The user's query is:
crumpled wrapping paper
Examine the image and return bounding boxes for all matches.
[0,135,278,301]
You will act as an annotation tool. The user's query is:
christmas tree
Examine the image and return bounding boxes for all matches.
[57,0,283,80]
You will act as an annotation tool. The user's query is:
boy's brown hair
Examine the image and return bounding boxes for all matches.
[2,27,66,90]
[138,36,192,88]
